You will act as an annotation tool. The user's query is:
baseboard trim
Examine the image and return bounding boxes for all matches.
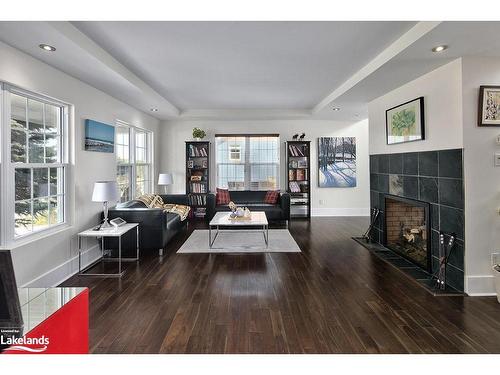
[311,207,370,217]
[466,274,497,296]
[20,244,102,288]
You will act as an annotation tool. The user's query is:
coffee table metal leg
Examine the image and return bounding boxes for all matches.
[209,225,220,248]
[263,224,269,248]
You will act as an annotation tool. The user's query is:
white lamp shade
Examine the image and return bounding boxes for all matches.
[158,173,173,185]
[92,181,119,202]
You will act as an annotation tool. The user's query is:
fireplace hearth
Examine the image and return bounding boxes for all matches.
[383,195,431,272]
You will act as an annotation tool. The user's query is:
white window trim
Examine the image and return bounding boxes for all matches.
[116,120,154,200]
[0,83,71,247]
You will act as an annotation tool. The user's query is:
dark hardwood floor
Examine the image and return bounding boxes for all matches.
[61,217,500,354]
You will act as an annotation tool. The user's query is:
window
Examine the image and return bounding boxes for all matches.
[1,85,68,242]
[116,126,132,202]
[215,135,279,191]
[115,122,152,202]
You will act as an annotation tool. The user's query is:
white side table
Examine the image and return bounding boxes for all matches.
[77,223,139,277]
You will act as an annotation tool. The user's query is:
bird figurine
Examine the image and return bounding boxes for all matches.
[292,134,299,140]
[299,133,305,140]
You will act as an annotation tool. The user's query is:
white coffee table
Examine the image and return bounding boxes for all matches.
[208,211,269,248]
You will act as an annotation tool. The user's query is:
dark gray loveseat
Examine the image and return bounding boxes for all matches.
[206,190,290,223]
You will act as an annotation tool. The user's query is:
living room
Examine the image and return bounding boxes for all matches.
[1,1,500,372]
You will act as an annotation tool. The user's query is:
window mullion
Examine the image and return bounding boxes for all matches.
[43,104,46,163]
[30,167,34,233]
[25,97,29,164]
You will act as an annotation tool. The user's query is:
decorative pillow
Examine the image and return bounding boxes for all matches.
[264,190,280,204]
[137,194,164,208]
[216,188,231,205]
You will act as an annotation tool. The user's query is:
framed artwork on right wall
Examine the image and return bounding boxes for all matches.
[478,86,500,126]
[385,96,425,145]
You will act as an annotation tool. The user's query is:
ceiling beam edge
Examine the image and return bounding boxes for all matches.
[312,21,441,114]
[46,21,180,116]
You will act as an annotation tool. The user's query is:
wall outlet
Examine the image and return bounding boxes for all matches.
[319,199,325,205]
[497,134,500,145]
[495,153,500,167]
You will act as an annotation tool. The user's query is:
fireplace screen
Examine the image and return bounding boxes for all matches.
[384,196,430,271]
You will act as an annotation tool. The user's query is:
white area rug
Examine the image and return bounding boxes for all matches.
[177,229,301,253]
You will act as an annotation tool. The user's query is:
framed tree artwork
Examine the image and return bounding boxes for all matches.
[318,137,356,188]
[478,86,500,126]
[385,97,425,145]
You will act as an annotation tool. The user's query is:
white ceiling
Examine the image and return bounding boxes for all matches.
[0,21,499,121]
[72,21,414,110]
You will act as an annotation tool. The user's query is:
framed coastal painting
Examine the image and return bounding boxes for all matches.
[385,97,425,145]
[478,86,500,126]
[318,137,356,188]
[84,119,115,153]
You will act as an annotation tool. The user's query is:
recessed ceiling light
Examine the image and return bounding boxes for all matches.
[39,44,56,52]
[432,45,448,53]
[150,108,159,112]
[332,107,341,111]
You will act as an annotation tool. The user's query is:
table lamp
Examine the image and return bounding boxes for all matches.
[92,181,119,228]
[158,173,173,194]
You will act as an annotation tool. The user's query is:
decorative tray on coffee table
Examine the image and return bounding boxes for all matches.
[228,214,252,221]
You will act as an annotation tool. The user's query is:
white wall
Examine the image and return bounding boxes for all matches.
[0,41,161,286]
[461,57,500,295]
[368,59,463,155]
[159,119,370,216]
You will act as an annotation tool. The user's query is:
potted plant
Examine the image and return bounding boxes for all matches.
[192,128,206,141]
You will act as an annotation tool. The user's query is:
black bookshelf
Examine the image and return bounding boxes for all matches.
[186,141,210,220]
[286,141,311,218]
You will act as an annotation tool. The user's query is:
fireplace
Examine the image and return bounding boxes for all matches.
[383,195,431,272]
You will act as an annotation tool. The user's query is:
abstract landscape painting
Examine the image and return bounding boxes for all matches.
[84,119,115,153]
[385,96,425,144]
[318,137,356,188]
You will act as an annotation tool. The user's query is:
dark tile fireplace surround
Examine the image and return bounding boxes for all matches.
[369,149,465,292]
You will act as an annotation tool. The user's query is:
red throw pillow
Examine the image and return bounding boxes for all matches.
[264,190,280,204]
[216,188,231,205]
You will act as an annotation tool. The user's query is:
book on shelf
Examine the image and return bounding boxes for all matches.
[291,198,308,205]
[189,194,207,206]
[288,144,305,157]
[289,181,301,193]
[194,207,207,218]
[296,169,306,181]
[188,144,208,157]
[297,160,308,168]
[190,182,207,193]
[288,169,296,181]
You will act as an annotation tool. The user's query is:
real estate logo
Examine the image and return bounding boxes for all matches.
[0,329,49,353]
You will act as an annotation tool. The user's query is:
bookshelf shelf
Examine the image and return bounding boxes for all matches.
[186,141,210,220]
[286,140,311,218]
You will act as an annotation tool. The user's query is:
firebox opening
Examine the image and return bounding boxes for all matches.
[384,195,431,272]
